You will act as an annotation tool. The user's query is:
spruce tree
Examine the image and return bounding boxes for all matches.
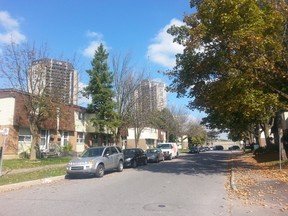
[83,43,119,145]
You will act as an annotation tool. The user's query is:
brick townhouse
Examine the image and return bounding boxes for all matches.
[0,89,103,159]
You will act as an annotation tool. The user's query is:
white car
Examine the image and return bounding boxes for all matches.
[157,143,179,160]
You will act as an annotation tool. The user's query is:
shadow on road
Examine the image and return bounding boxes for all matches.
[134,151,233,176]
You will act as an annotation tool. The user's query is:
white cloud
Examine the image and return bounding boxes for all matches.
[85,30,102,38]
[0,11,26,44]
[82,30,108,58]
[147,18,184,68]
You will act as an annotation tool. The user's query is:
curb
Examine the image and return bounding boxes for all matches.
[0,175,65,193]
[230,152,238,191]
[230,167,237,191]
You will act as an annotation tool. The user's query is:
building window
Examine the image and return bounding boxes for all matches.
[77,132,85,144]
[40,130,48,147]
[146,139,155,145]
[78,112,85,120]
[18,135,32,142]
[63,131,69,145]
[18,128,32,143]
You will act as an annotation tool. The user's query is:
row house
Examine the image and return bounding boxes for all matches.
[0,89,113,159]
[126,127,166,150]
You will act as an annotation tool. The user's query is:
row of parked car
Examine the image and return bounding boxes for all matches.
[66,143,178,178]
[188,145,240,154]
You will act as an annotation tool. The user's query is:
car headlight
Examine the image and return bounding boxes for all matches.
[125,157,131,162]
[85,160,95,166]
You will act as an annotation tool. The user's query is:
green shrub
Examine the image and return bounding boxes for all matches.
[62,143,72,152]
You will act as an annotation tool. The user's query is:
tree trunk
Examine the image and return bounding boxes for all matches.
[166,131,170,142]
[261,120,274,148]
[277,112,288,160]
[115,127,121,146]
[29,123,39,160]
[254,124,262,146]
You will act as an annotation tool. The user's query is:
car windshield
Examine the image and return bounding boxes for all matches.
[123,149,136,155]
[157,144,170,149]
[147,149,157,153]
[81,147,105,157]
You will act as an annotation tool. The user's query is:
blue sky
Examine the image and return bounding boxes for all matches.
[0,0,206,120]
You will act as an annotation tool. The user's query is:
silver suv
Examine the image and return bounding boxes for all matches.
[66,146,124,178]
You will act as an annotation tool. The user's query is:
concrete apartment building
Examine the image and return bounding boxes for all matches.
[30,58,79,105]
[126,80,168,149]
[135,79,167,112]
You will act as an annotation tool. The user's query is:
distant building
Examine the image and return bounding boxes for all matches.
[29,58,79,105]
[135,80,167,112]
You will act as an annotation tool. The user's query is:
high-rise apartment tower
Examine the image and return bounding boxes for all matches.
[136,80,167,112]
[29,58,78,105]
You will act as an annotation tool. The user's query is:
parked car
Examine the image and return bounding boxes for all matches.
[157,143,179,160]
[66,146,124,178]
[228,145,240,151]
[198,146,206,152]
[146,148,164,163]
[213,145,224,150]
[123,148,148,168]
[189,147,200,154]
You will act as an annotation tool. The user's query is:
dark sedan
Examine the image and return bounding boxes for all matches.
[123,148,148,168]
[189,147,200,154]
[228,145,240,151]
[214,145,224,150]
[146,148,164,163]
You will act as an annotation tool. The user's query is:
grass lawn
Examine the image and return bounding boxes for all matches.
[2,157,72,171]
[0,167,67,186]
[0,157,72,186]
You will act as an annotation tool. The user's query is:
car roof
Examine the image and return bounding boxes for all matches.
[89,146,105,149]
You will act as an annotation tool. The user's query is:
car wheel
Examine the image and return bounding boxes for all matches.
[169,154,173,160]
[131,160,137,168]
[65,174,73,179]
[117,161,124,172]
[95,164,105,178]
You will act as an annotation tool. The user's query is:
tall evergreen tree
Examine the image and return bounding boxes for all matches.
[83,43,119,145]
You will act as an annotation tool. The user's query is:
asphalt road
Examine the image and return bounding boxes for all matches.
[0,151,263,216]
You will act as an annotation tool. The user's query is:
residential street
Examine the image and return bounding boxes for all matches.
[0,151,287,216]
